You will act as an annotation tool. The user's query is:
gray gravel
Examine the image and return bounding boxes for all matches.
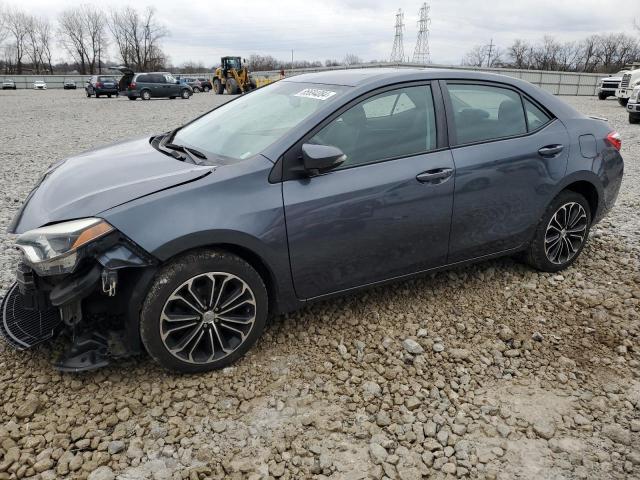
[0,90,638,480]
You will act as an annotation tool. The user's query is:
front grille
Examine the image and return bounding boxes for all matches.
[1,283,61,349]
[602,81,619,89]
[621,74,631,88]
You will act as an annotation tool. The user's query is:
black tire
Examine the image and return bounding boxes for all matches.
[193,87,201,93]
[107,94,112,98]
[86,91,91,98]
[169,96,176,100]
[249,78,257,90]
[226,78,238,95]
[95,93,100,98]
[524,190,591,273]
[141,89,151,101]
[140,249,268,373]
[597,92,607,100]
[618,98,629,107]
[213,79,224,94]
[629,114,640,124]
[128,96,137,101]
[181,89,191,99]
[203,85,211,92]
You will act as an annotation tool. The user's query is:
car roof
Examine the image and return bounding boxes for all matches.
[282,68,530,87]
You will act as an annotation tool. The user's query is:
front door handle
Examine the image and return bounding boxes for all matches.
[538,144,564,157]
[416,168,453,184]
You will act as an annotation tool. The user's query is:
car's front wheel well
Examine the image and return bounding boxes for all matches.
[564,181,598,217]
[164,244,277,316]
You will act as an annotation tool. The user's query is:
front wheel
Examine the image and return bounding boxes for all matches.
[597,92,607,100]
[524,191,591,272]
[618,98,629,107]
[140,250,268,373]
[181,89,191,99]
[213,79,224,94]
[629,114,640,124]
[141,90,151,101]
[86,91,91,98]
[203,85,210,92]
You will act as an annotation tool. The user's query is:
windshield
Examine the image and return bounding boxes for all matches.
[173,81,349,161]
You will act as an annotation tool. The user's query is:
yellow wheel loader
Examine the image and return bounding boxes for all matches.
[213,56,257,95]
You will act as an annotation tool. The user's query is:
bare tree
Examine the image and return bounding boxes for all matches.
[4,7,29,73]
[343,53,361,66]
[462,45,487,67]
[108,7,167,71]
[508,39,531,69]
[58,6,107,74]
[37,18,54,73]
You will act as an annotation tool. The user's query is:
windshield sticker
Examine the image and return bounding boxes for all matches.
[294,88,337,101]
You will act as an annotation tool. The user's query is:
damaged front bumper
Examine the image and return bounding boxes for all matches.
[1,229,157,371]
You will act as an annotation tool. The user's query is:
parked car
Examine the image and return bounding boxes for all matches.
[63,80,77,90]
[33,80,47,90]
[2,69,624,373]
[85,76,119,98]
[2,79,16,90]
[626,85,640,124]
[615,65,640,106]
[597,70,627,100]
[179,77,203,92]
[197,77,213,92]
[119,68,192,100]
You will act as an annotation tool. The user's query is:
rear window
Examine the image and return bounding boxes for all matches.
[98,76,114,82]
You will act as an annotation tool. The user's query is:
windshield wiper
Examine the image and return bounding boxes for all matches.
[164,143,208,165]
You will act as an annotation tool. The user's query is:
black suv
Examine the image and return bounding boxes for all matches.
[119,68,192,101]
[85,76,119,98]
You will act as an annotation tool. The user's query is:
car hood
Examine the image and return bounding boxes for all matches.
[600,76,622,82]
[8,137,214,234]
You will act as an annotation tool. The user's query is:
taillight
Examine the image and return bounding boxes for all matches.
[605,131,621,151]
[128,82,136,89]
[96,82,103,88]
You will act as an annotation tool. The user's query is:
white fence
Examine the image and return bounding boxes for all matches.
[254,62,606,96]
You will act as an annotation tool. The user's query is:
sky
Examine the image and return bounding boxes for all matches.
[3,0,639,67]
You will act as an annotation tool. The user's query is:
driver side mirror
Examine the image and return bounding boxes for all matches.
[301,144,346,176]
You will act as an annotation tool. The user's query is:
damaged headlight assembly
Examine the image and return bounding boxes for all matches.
[15,218,114,276]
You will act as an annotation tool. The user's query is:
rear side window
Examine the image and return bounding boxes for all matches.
[136,74,150,83]
[447,83,527,145]
[309,85,437,168]
[524,98,552,131]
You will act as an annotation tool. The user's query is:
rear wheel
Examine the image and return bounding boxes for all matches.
[629,114,640,124]
[107,94,112,98]
[140,250,268,373]
[213,79,224,94]
[181,89,191,99]
[525,191,591,272]
[141,90,151,101]
[169,96,176,100]
[95,93,100,98]
[618,98,629,107]
[203,85,211,92]
[128,96,137,101]
[226,78,238,95]
[86,91,91,98]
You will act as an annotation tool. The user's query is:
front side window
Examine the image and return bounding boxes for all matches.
[173,82,349,162]
[165,74,176,84]
[309,85,437,168]
[448,83,527,145]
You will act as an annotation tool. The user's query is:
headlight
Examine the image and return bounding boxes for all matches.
[16,218,114,276]
[631,87,640,102]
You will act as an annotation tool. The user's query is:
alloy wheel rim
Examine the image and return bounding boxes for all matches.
[159,272,256,364]
[544,202,587,265]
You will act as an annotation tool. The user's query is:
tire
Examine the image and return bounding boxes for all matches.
[249,78,257,90]
[213,79,224,94]
[226,78,238,95]
[95,93,100,98]
[86,91,91,98]
[193,87,201,93]
[107,94,112,98]
[141,90,151,101]
[524,191,591,273]
[629,114,640,124]
[181,89,191,99]
[597,92,607,100]
[169,96,176,100]
[203,85,210,92]
[128,96,136,101]
[140,249,268,373]
[618,98,628,107]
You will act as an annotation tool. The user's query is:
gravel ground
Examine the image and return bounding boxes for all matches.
[0,90,638,480]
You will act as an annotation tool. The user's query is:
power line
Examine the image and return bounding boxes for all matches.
[390,9,405,63]
[412,2,431,64]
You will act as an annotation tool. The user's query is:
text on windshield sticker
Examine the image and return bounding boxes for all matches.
[294,88,337,100]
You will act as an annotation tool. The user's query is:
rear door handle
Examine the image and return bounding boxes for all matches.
[416,168,453,184]
[538,144,564,157]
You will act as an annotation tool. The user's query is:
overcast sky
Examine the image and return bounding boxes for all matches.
[4,0,640,66]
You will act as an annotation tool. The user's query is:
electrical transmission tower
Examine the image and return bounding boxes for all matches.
[412,2,431,64]
[390,9,405,63]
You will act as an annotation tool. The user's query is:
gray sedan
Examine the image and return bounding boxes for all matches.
[2,69,624,372]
